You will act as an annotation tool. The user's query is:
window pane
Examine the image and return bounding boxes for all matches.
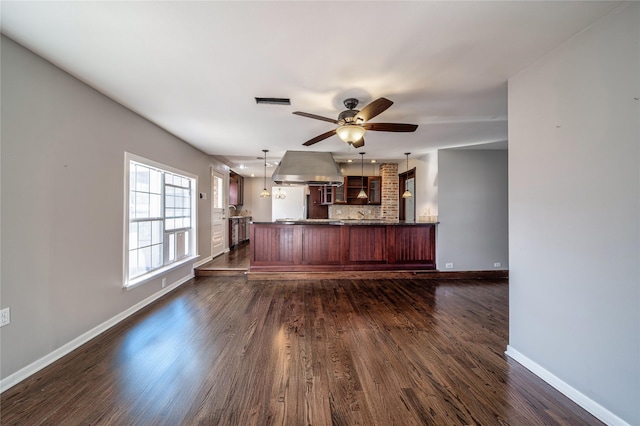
[129,193,136,219]
[184,231,190,256]
[150,194,161,218]
[152,220,162,244]
[213,176,223,209]
[168,233,175,261]
[139,221,151,247]
[129,223,138,249]
[140,246,151,272]
[129,250,139,278]
[151,244,162,269]
[135,193,149,218]
[130,169,136,193]
[136,166,150,192]
[150,169,162,194]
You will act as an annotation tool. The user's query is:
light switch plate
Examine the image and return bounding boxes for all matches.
[0,307,10,327]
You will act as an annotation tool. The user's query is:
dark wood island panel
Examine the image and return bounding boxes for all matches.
[250,222,437,272]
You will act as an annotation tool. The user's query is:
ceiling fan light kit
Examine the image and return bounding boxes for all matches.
[336,124,366,144]
[293,97,418,148]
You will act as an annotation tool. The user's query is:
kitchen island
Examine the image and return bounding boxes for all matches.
[250,220,437,272]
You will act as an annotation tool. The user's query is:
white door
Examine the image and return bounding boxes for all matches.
[211,169,225,257]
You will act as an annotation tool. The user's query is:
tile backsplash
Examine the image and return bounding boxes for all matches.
[328,205,381,220]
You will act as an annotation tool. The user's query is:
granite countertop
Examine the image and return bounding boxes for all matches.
[251,219,439,226]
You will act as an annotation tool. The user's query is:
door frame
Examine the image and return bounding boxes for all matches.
[398,167,416,222]
[210,168,227,258]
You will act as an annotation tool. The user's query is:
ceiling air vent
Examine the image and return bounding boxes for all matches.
[255,97,291,105]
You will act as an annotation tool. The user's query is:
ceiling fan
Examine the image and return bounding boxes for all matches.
[293,97,418,148]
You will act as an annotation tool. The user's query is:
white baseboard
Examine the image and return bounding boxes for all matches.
[0,273,193,394]
[193,255,213,268]
[505,345,629,426]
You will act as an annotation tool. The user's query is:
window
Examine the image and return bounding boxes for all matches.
[212,173,223,209]
[125,153,197,288]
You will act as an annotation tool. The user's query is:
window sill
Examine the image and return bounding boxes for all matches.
[124,255,199,290]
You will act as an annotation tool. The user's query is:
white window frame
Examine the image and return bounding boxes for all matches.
[124,152,198,289]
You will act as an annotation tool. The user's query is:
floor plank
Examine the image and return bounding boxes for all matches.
[1,277,603,425]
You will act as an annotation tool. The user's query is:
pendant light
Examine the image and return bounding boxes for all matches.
[260,149,271,198]
[274,187,286,199]
[357,152,368,199]
[402,152,412,199]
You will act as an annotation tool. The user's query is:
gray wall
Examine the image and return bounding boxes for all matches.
[437,149,509,271]
[0,36,216,382]
[242,177,272,223]
[508,4,639,424]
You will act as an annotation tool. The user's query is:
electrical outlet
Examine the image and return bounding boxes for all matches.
[445,262,454,269]
[0,308,10,327]
[494,262,501,268]
[161,278,167,288]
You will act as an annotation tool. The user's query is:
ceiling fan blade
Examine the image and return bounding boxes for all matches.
[355,97,393,122]
[363,122,418,132]
[302,129,337,146]
[351,137,365,148]
[293,111,339,124]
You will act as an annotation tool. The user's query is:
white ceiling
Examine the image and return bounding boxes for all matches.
[0,1,620,177]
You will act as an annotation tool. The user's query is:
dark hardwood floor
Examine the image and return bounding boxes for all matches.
[1,271,601,424]
[195,243,250,277]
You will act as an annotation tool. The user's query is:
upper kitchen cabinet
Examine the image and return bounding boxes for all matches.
[229,170,244,206]
[345,176,381,205]
[367,176,381,205]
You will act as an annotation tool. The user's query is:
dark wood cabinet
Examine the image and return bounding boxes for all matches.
[308,186,329,219]
[229,171,243,206]
[250,222,436,271]
[311,176,380,206]
[319,185,334,205]
[367,176,381,204]
[344,176,381,205]
[334,181,346,204]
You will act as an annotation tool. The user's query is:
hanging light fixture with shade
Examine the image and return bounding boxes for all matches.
[357,152,368,199]
[336,124,366,145]
[402,152,412,199]
[274,187,286,199]
[260,149,271,198]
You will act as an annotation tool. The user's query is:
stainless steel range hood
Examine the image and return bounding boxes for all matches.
[272,151,344,185]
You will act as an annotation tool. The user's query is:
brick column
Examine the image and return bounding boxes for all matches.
[380,163,398,221]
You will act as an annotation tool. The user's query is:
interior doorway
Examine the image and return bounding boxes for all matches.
[399,168,416,222]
